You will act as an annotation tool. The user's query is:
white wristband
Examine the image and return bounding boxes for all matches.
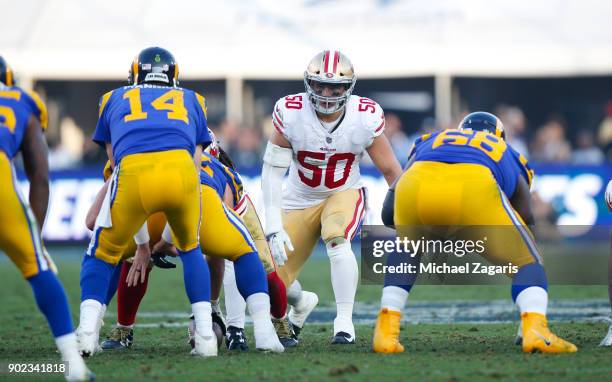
[133,221,149,245]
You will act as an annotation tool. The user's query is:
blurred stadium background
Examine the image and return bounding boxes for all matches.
[2,0,612,241]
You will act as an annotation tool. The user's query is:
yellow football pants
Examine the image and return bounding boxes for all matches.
[0,153,53,277]
[394,161,541,268]
[118,185,256,262]
[92,150,201,264]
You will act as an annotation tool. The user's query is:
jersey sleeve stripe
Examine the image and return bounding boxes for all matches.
[374,120,385,133]
[98,91,114,117]
[195,93,208,118]
[26,90,48,129]
[272,118,284,135]
[273,110,284,127]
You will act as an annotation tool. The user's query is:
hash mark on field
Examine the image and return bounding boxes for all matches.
[126,299,610,328]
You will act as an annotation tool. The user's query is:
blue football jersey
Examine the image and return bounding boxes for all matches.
[93,84,211,162]
[0,85,48,159]
[200,152,244,204]
[408,129,533,197]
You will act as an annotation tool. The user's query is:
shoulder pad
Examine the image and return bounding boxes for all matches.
[356,96,385,138]
[272,93,306,139]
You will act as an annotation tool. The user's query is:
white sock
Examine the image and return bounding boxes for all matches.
[515,286,548,315]
[98,304,107,330]
[246,292,274,336]
[55,332,81,361]
[327,240,357,334]
[381,286,409,312]
[79,299,102,333]
[223,260,246,328]
[287,280,303,307]
[192,301,213,337]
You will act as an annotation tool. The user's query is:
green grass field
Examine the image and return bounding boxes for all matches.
[1,251,611,381]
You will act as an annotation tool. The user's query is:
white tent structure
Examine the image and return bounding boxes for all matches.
[3,0,612,122]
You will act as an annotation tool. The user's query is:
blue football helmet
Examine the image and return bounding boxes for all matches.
[458,111,505,139]
[128,47,178,87]
[0,56,14,86]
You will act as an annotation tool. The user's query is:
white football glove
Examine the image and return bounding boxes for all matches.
[267,230,294,267]
[605,180,612,212]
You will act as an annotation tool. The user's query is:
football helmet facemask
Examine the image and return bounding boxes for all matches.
[458,111,505,139]
[128,47,179,87]
[0,56,14,86]
[304,50,356,115]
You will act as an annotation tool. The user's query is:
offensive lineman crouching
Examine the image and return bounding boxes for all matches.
[374,112,577,354]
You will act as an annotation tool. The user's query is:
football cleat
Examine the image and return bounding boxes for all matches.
[521,312,577,353]
[100,326,133,350]
[331,331,355,345]
[254,328,285,353]
[191,329,218,357]
[288,291,319,338]
[373,308,404,353]
[599,324,612,347]
[64,356,95,382]
[76,327,101,358]
[226,326,249,352]
[188,314,224,349]
[272,317,298,348]
[515,321,523,345]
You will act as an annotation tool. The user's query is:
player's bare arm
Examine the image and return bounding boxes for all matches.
[105,142,115,168]
[21,115,49,229]
[381,155,414,227]
[269,130,292,149]
[509,175,535,228]
[366,133,402,186]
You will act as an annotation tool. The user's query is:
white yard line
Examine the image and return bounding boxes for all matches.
[106,299,610,328]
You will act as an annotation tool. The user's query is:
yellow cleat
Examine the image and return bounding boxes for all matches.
[373,308,405,353]
[521,312,577,354]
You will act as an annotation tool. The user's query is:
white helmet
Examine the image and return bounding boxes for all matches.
[304,50,356,115]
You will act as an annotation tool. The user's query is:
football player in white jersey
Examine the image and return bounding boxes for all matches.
[262,50,402,344]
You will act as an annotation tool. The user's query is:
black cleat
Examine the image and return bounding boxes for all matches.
[331,331,355,345]
[226,326,249,351]
[290,321,302,340]
[100,326,133,350]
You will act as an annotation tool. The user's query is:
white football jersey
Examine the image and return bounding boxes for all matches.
[272,93,385,209]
